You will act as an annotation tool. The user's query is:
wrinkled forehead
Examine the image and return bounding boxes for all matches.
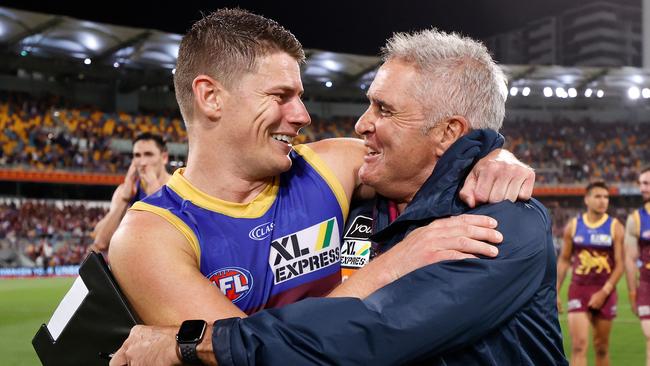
[368,60,420,100]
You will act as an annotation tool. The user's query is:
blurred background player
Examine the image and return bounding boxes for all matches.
[625,165,650,366]
[91,132,171,253]
[557,181,624,366]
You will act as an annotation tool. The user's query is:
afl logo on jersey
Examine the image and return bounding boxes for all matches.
[249,222,274,241]
[642,230,650,240]
[208,267,253,304]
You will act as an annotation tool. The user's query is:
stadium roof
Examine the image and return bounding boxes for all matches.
[2,5,650,103]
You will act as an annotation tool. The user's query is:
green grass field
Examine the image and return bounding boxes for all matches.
[0,276,646,365]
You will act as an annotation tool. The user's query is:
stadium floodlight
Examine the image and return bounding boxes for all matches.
[325,81,333,88]
[628,86,641,100]
[84,58,92,65]
[568,88,577,98]
[172,68,176,75]
[555,87,567,98]
[596,89,604,98]
[584,88,593,97]
[643,88,650,99]
[543,87,553,97]
[509,87,518,96]
[522,87,531,96]
[113,62,120,68]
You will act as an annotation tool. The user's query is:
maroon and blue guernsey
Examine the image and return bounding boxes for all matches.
[570,213,616,286]
[130,144,348,314]
[634,205,650,282]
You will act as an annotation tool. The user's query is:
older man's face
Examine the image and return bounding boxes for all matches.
[640,171,650,203]
[354,59,439,204]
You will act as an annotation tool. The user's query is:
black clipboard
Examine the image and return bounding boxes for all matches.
[32,251,140,365]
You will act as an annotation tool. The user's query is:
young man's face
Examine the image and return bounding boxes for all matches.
[640,171,650,203]
[354,59,439,203]
[132,139,168,177]
[584,186,609,215]
[221,52,310,180]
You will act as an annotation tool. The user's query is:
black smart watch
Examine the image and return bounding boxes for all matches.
[176,320,207,365]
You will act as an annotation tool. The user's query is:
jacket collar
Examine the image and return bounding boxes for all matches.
[370,129,504,248]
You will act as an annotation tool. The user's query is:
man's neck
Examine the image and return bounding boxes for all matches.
[585,210,605,224]
[182,153,272,204]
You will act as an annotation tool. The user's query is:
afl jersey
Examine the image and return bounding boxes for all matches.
[129,180,148,206]
[570,214,616,286]
[131,145,348,314]
[633,204,650,282]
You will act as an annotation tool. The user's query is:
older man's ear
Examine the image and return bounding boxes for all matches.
[432,115,470,157]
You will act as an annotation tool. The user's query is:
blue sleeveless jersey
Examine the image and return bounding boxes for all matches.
[128,180,149,206]
[634,205,650,282]
[131,145,348,314]
[570,213,616,286]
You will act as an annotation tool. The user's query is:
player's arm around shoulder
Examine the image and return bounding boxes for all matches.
[471,199,551,260]
[305,138,365,202]
[108,210,246,326]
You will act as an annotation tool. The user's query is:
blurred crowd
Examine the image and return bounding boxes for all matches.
[0,92,185,173]
[0,199,107,267]
[502,118,650,184]
[4,92,647,185]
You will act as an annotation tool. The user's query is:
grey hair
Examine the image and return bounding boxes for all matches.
[381,28,507,133]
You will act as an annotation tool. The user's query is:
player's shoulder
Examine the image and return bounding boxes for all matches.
[469,199,551,256]
[471,199,549,229]
[305,137,364,158]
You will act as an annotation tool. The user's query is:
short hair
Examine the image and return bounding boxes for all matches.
[174,8,304,123]
[585,181,608,195]
[133,132,167,153]
[381,28,508,133]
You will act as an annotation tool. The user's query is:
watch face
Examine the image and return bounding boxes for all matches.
[177,320,207,343]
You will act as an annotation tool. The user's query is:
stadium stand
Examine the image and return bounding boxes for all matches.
[0,198,107,268]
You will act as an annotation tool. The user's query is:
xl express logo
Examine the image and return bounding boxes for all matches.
[269,217,340,284]
[208,267,253,304]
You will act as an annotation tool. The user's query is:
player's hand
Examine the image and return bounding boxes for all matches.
[121,162,138,202]
[139,165,164,195]
[556,295,563,314]
[460,149,535,208]
[384,214,502,281]
[587,290,608,310]
[110,325,180,366]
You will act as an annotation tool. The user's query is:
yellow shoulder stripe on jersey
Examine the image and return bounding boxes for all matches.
[130,201,201,265]
[293,144,349,221]
[582,213,609,229]
[166,168,279,218]
[570,217,578,237]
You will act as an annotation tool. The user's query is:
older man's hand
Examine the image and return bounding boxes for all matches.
[460,148,535,208]
[109,325,180,366]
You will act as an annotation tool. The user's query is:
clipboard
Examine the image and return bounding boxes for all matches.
[32,251,140,365]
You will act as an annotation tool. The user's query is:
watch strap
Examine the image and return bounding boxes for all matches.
[178,342,202,365]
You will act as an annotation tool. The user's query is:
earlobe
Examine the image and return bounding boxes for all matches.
[192,75,226,120]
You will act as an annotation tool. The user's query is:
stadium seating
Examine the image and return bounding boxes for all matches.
[0,199,107,267]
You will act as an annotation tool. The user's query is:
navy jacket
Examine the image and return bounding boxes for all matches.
[212,130,567,365]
